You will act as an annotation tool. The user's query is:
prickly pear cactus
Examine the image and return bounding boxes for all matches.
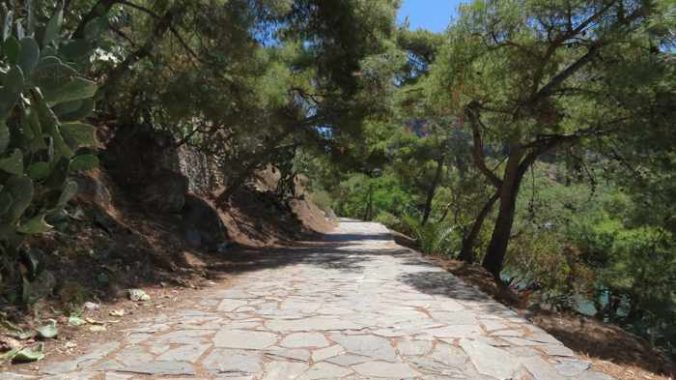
[0,3,99,258]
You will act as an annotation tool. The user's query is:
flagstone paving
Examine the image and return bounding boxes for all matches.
[5,220,614,379]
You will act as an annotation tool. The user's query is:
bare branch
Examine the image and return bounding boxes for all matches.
[116,0,202,64]
[465,101,503,188]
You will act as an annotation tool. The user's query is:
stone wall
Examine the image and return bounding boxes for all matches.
[175,145,224,195]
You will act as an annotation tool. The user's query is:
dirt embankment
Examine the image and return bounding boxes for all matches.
[0,124,335,369]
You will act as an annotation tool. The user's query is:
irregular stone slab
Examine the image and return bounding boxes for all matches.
[156,329,215,345]
[503,336,542,346]
[353,361,419,378]
[203,349,262,375]
[396,338,434,356]
[215,289,251,299]
[325,353,370,366]
[262,361,309,380]
[522,356,565,380]
[427,342,471,368]
[42,360,79,375]
[115,361,195,376]
[267,317,361,332]
[480,319,509,331]
[460,338,520,379]
[218,299,249,312]
[539,344,576,357]
[421,324,482,338]
[113,346,154,366]
[265,347,312,362]
[127,332,152,344]
[156,343,210,362]
[103,374,133,380]
[298,362,353,379]
[406,356,471,377]
[214,329,278,349]
[330,333,397,362]
[281,332,330,348]
[555,359,592,377]
[506,346,542,358]
[77,341,121,366]
[2,375,39,380]
[312,344,345,362]
[429,311,476,325]
[578,371,616,380]
[92,360,123,371]
[491,329,524,337]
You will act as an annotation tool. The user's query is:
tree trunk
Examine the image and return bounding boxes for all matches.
[421,156,444,225]
[482,149,526,277]
[458,192,499,263]
[363,184,374,221]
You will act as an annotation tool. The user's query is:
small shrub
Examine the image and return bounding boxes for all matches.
[402,214,459,256]
[374,211,401,229]
[310,189,333,214]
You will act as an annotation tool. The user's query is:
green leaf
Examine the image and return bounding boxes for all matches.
[44,157,69,189]
[4,65,24,93]
[27,161,50,180]
[53,98,94,121]
[24,248,40,274]
[0,319,34,340]
[0,348,19,363]
[0,191,12,215]
[45,77,98,106]
[32,89,73,159]
[36,320,58,339]
[12,344,44,363]
[23,107,46,151]
[69,153,99,172]
[3,36,20,64]
[18,214,53,234]
[32,56,78,91]
[1,175,34,223]
[52,100,83,116]
[61,122,97,148]
[42,6,63,47]
[60,39,91,60]
[0,65,23,117]
[0,119,9,154]
[2,9,13,42]
[0,149,24,176]
[18,37,40,74]
[56,179,78,208]
[67,316,86,326]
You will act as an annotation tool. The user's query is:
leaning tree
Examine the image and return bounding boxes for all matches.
[428,0,674,277]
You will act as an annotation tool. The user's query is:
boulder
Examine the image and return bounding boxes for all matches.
[181,195,227,251]
[140,169,188,213]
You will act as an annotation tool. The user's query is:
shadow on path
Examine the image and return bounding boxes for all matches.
[207,229,409,276]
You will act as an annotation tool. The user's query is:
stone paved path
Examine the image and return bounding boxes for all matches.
[6,220,613,379]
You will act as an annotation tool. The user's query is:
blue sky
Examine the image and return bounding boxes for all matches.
[397,0,465,33]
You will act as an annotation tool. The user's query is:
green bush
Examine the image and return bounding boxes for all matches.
[333,172,414,220]
[310,189,333,215]
[0,4,99,299]
[374,211,401,229]
[402,214,459,256]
